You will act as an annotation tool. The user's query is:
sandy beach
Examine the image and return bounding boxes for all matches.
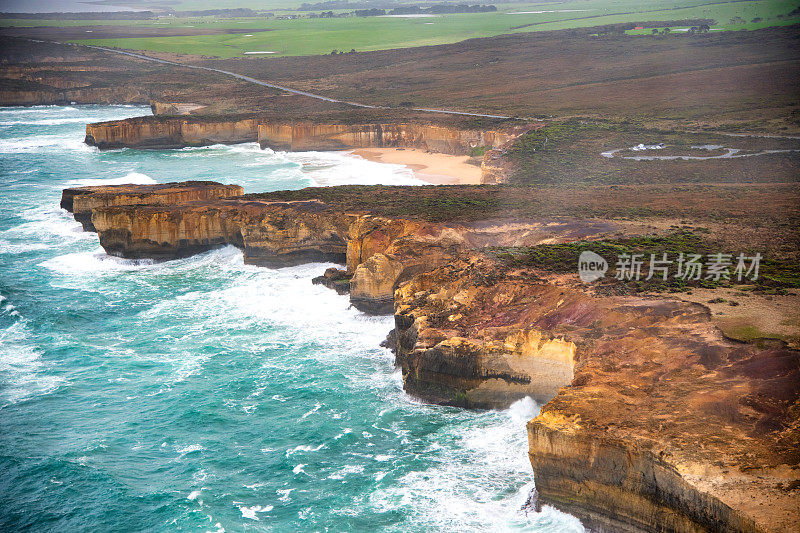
[351,147,482,184]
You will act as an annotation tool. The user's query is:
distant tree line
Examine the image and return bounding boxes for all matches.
[0,8,258,19]
[389,4,496,14]
[162,8,258,18]
[563,19,715,36]
[300,0,496,13]
[306,3,496,17]
[299,0,393,11]
[0,11,157,19]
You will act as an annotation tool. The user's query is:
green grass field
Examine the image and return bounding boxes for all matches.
[2,0,798,57]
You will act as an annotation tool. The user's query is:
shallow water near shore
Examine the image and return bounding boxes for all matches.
[0,105,584,532]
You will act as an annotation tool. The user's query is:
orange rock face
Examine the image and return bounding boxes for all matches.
[90,199,352,265]
[60,181,800,532]
[393,255,799,532]
[258,122,519,155]
[60,181,243,231]
[82,115,526,158]
[85,116,260,149]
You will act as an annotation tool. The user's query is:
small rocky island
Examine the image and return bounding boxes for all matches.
[61,180,800,533]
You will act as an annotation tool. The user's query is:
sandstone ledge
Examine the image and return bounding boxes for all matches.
[397,255,799,532]
[60,181,242,231]
[60,181,799,532]
[83,115,528,185]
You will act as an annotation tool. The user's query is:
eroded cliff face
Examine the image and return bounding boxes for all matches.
[258,122,518,155]
[394,255,799,532]
[61,181,242,231]
[393,256,578,407]
[91,199,352,265]
[0,86,152,106]
[85,116,260,149]
[61,181,800,533]
[83,115,526,161]
[88,201,462,312]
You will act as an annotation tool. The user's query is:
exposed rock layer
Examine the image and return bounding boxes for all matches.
[84,115,525,158]
[91,199,351,265]
[60,181,242,231]
[61,181,799,533]
[85,116,261,149]
[258,122,517,155]
[399,256,799,532]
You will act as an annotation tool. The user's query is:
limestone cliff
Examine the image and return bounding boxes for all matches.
[60,181,800,532]
[0,86,152,106]
[393,255,577,408]
[258,122,518,155]
[91,199,351,265]
[85,116,260,149]
[61,181,242,231]
[83,115,526,160]
[394,255,799,532]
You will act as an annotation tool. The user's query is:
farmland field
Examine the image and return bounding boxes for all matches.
[2,0,798,57]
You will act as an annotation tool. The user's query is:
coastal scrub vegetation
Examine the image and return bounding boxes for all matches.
[507,119,800,185]
[491,229,800,293]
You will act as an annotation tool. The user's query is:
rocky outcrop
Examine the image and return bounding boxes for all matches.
[83,115,527,158]
[60,181,242,231]
[91,199,351,265]
[150,101,207,116]
[85,115,260,149]
[0,86,152,106]
[312,267,351,295]
[393,256,578,407]
[60,181,799,532]
[480,148,509,184]
[258,122,519,155]
[393,254,799,532]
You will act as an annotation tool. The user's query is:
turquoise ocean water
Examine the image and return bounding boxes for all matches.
[0,105,584,532]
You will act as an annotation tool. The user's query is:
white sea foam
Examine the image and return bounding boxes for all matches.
[0,239,50,255]
[1,206,94,249]
[236,503,273,520]
[0,317,63,408]
[0,134,89,153]
[175,444,205,456]
[0,117,100,126]
[41,247,155,275]
[286,443,325,457]
[300,401,322,419]
[286,151,424,186]
[66,172,158,186]
[327,464,365,480]
[366,397,585,531]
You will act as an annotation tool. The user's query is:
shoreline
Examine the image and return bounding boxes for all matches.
[350,147,483,185]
